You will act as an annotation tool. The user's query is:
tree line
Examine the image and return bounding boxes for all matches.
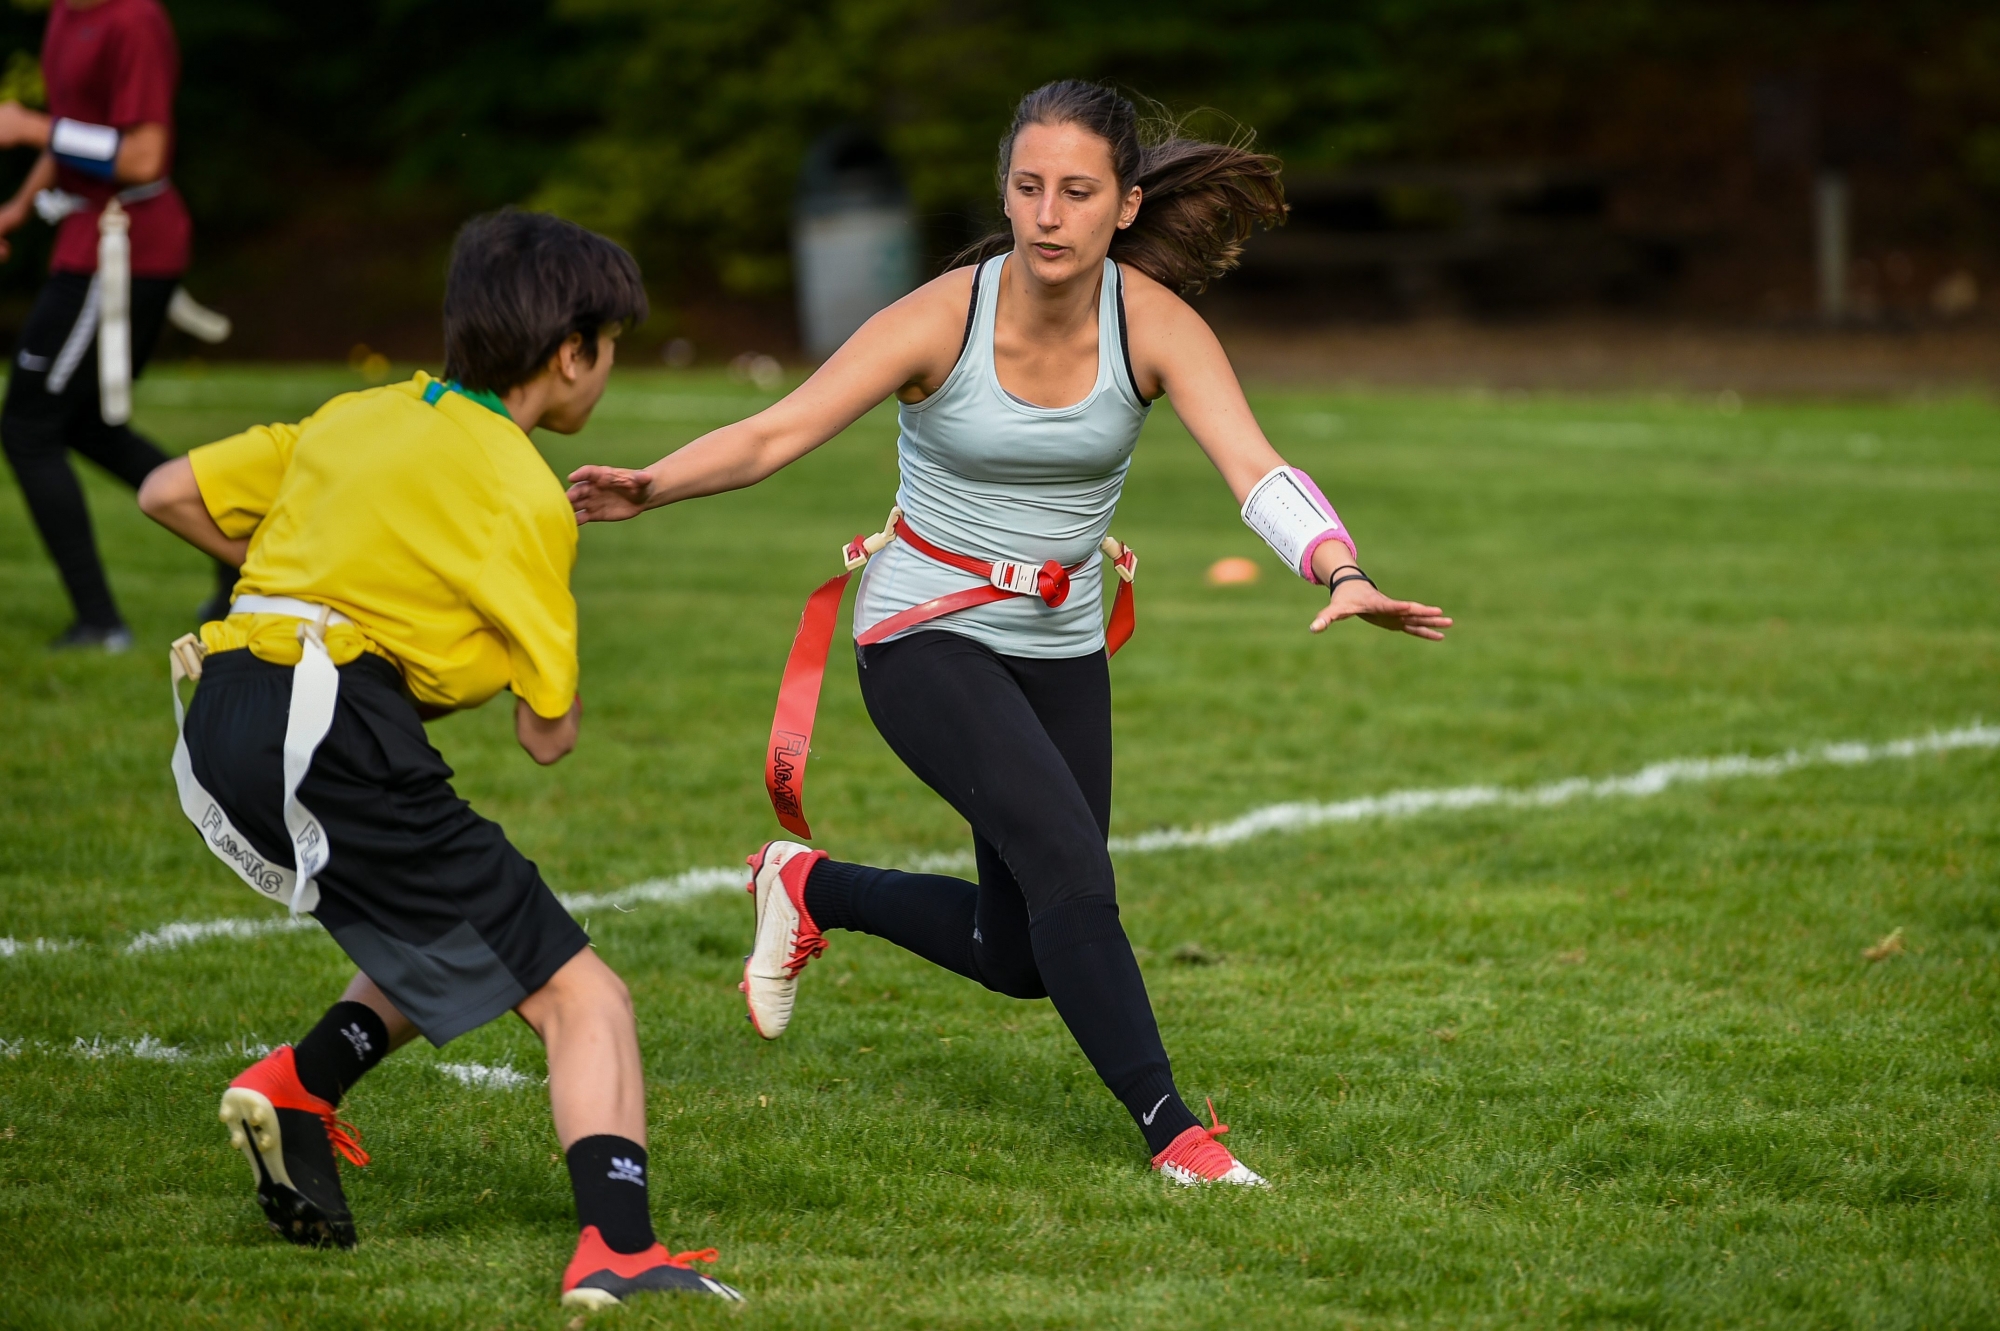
[0,0,1990,348]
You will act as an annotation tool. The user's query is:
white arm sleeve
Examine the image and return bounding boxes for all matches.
[1240,465,1357,581]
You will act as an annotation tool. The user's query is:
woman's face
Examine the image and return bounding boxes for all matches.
[1004,120,1142,288]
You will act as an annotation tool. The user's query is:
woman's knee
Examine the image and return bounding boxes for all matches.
[981,963,1047,1001]
[972,935,1047,999]
[1019,850,1118,917]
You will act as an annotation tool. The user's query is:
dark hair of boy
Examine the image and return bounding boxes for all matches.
[443,208,649,394]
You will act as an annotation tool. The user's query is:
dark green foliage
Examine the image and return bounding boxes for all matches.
[2,2,1999,332]
[540,0,2000,299]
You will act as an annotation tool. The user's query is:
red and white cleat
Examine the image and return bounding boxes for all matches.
[740,839,830,1040]
[1150,1099,1267,1187]
[560,1226,744,1307]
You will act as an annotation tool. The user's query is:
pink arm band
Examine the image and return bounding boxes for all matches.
[1290,469,1358,580]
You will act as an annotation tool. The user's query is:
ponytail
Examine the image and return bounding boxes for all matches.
[958,80,1287,295]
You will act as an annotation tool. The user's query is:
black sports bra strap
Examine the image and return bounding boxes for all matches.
[1114,263,1144,404]
[959,255,988,361]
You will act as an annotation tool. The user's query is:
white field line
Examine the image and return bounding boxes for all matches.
[93,721,1999,956]
[434,1061,539,1091]
[124,914,316,953]
[558,865,750,915]
[1103,722,1999,854]
[0,1034,191,1062]
[0,937,79,958]
[1,1035,536,1092]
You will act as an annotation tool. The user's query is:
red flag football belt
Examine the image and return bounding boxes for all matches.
[765,507,1137,839]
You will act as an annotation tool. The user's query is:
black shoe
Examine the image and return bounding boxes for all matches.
[49,621,133,653]
[219,1046,367,1249]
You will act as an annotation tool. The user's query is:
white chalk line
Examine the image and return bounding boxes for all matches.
[1103,722,1998,853]
[124,915,317,952]
[435,1061,540,1091]
[44,720,2000,959]
[0,1034,194,1062]
[0,936,80,958]
[0,1034,536,1092]
[558,865,749,915]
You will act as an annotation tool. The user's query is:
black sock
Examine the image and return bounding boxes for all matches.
[804,858,989,982]
[292,1001,390,1106]
[1029,898,1202,1154]
[802,857,864,932]
[566,1135,657,1254]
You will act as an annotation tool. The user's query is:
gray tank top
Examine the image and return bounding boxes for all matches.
[855,254,1150,658]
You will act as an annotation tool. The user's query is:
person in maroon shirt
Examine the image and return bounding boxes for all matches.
[0,0,228,650]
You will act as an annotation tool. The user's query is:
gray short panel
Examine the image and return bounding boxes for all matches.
[329,919,527,1046]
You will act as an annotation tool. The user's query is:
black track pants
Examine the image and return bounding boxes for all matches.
[2,270,178,627]
[803,629,1202,1153]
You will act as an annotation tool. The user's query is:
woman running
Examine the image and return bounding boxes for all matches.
[568,81,1451,1185]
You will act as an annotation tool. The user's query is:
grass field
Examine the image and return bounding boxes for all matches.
[2,365,1997,1329]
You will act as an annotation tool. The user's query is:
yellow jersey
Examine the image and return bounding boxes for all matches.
[189,372,579,719]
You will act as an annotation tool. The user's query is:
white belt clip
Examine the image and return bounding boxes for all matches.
[987,560,1042,596]
[1101,537,1137,583]
[842,505,902,571]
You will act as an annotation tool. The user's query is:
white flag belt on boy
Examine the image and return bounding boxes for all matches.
[168,596,351,915]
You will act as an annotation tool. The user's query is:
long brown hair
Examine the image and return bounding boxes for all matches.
[957,81,1287,295]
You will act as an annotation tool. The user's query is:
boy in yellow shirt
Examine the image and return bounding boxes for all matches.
[138,209,742,1307]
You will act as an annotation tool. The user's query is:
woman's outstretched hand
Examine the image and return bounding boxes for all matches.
[566,465,656,524]
[1311,579,1452,640]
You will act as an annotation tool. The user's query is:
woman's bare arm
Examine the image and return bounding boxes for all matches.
[1120,267,1292,502]
[1123,266,1450,640]
[137,456,249,566]
[568,268,976,522]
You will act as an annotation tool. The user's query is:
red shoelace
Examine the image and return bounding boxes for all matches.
[784,920,827,977]
[667,1247,720,1267]
[1153,1097,1238,1179]
[321,1112,370,1168]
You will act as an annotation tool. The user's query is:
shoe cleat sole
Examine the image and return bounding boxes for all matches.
[219,1087,356,1249]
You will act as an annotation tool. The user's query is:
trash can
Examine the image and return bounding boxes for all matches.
[794,128,918,359]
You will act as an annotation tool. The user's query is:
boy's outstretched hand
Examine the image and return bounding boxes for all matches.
[567,466,655,524]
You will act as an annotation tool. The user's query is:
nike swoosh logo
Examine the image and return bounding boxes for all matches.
[1141,1094,1170,1125]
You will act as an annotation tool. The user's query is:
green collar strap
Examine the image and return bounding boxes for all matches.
[421,377,512,421]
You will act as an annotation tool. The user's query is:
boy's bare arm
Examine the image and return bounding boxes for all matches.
[137,456,249,566]
[515,695,580,765]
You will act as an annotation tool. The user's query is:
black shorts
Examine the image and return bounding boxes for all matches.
[182,649,589,1044]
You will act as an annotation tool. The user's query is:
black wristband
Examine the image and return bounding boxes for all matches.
[1327,569,1374,597]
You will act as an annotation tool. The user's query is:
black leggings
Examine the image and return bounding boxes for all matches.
[1,271,201,627]
[804,629,1202,1153]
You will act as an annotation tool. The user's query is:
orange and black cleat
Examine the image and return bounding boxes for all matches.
[561,1226,745,1307]
[218,1045,370,1248]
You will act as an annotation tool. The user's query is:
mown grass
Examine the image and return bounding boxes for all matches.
[1,365,1996,1329]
